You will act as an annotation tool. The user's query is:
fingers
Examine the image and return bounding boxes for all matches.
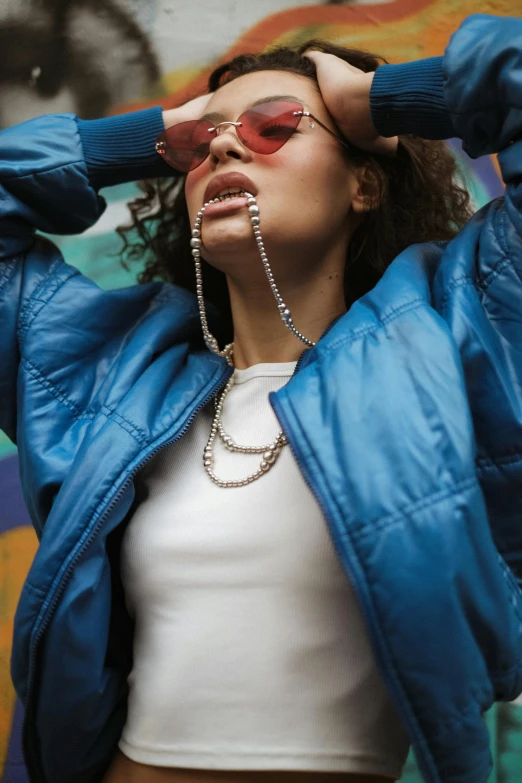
[184,92,215,115]
[302,49,398,158]
[164,92,215,128]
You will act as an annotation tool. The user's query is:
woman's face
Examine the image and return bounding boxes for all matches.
[184,70,364,280]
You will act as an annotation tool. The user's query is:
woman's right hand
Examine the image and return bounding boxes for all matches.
[162,92,214,129]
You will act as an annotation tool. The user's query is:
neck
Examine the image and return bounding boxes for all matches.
[226,266,347,370]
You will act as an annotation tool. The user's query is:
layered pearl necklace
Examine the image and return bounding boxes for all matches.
[190,191,315,488]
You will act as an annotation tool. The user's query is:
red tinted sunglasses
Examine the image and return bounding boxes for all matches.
[155,99,351,173]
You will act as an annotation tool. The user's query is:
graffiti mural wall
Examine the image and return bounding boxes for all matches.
[1,1,521,781]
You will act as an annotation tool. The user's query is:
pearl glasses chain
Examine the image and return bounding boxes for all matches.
[190,191,316,488]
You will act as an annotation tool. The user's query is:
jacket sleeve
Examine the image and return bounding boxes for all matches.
[368,11,522,265]
[369,13,522,691]
[370,13,522,159]
[0,106,175,440]
[0,106,172,258]
[369,12,522,245]
[369,12,522,466]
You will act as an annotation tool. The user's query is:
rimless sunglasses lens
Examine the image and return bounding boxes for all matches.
[155,100,303,171]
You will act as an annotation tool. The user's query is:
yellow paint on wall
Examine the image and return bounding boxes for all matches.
[162,66,207,98]
[0,526,37,776]
[270,0,519,63]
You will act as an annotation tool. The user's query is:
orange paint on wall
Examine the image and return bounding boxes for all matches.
[110,0,520,115]
[492,154,503,181]
[0,527,38,776]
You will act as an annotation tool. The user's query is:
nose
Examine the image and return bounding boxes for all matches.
[208,121,252,167]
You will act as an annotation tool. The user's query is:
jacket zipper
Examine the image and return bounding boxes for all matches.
[267,390,438,783]
[22,313,346,781]
[22,362,234,782]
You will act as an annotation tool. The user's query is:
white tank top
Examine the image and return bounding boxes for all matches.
[119,361,410,776]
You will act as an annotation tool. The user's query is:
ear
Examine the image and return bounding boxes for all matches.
[350,164,382,214]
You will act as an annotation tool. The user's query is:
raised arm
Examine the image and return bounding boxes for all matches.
[0,106,172,259]
[0,106,175,441]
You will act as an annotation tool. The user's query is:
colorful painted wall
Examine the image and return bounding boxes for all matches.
[1,1,521,781]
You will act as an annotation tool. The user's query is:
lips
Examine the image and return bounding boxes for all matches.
[203,172,258,205]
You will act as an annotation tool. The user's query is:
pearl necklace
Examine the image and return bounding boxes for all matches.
[190,191,314,488]
[203,368,288,488]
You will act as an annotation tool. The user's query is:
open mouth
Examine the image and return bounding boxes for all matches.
[203,191,249,216]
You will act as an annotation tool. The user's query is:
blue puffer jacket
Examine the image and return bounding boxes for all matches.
[2,13,522,783]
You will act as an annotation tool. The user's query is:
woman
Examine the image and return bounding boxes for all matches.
[2,11,522,783]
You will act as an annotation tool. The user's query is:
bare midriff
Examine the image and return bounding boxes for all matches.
[101,749,398,783]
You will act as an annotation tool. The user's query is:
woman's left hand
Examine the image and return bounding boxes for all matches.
[304,50,398,157]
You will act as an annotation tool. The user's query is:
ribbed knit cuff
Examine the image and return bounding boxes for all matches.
[76,106,176,190]
[369,56,457,140]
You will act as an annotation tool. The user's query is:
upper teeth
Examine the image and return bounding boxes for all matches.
[212,188,246,202]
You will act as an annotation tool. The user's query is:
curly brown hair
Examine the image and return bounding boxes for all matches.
[116,39,474,346]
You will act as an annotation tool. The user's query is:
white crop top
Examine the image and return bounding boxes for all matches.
[119,361,410,776]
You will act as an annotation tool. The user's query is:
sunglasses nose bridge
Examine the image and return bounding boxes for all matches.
[207,120,249,161]
[210,120,243,136]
